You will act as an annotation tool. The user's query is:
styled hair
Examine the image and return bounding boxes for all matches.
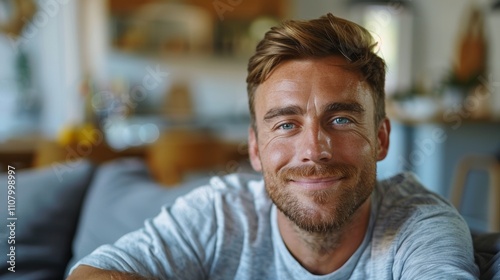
[246,13,387,128]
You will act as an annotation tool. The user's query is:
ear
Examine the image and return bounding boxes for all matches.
[248,127,262,172]
[376,118,391,161]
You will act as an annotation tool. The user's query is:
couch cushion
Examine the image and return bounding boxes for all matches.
[0,160,95,279]
[65,158,207,275]
[473,232,500,279]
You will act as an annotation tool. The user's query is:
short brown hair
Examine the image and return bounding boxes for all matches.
[246,13,387,128]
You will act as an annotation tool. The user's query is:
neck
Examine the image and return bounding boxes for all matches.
[277,197,371,275]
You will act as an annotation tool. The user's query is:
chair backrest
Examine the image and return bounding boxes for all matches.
[450,154,500,232]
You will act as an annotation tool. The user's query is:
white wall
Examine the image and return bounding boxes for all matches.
[292,0,500,100]
[0,0,82,139]
[291,0,346,19]
[415,0,500,92]
[35,0,83,138]
[0,35,21,139]
[0,0,109,139]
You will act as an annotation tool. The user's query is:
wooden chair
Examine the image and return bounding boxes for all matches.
[450,154,500,232]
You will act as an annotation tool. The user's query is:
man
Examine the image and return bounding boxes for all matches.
[69,13,479,279]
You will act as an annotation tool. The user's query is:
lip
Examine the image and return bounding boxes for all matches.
[289,176,344,191]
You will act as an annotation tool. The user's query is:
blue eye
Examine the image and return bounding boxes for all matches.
[279,123,295,130]
[333,117,351,125]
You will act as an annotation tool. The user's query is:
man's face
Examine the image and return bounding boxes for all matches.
[248,56,390,233]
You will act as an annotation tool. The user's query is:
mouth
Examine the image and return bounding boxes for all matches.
[289,176,345,191]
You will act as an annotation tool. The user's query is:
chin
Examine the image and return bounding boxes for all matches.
[268,174,374,233]
[290,191,367,233]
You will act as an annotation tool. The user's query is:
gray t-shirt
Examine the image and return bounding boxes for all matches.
[73,172,479,279]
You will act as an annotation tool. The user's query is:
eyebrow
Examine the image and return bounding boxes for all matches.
[264,106,303,122]
[263,102,365,122]
[323,102,365,115]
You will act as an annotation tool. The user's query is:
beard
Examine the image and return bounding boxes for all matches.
[264,161,376,234]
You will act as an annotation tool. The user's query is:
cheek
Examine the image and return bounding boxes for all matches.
[331,132,376,163]
[259,137,294,171]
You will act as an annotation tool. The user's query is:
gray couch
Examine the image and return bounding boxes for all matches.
[0,158,204,279]
[0,158,498,279]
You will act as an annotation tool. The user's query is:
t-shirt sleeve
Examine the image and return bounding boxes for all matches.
[392,204,480,279]
[69,186,219,279]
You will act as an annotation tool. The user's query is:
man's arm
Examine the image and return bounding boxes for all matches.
[66,186,218,279]
[67,265,151,280]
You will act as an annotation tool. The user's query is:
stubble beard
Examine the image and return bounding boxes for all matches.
[264,161,376,235]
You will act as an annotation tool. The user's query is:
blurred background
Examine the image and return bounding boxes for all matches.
[0,0,500,231]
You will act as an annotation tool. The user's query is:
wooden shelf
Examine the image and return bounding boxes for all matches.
[109,0,289,19]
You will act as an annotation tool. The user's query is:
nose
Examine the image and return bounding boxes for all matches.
[298,124,333,163]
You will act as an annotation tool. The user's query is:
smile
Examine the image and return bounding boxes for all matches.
[289,176,344,191]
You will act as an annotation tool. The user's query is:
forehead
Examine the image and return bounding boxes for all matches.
[254,57,373,114]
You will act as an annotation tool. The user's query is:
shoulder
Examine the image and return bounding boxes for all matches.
[375,172,453,211]
[169,173,267,218]
[371,173,478,278]
[179,173,266,203]
[208,172,266,196]
[373,172,465,233]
